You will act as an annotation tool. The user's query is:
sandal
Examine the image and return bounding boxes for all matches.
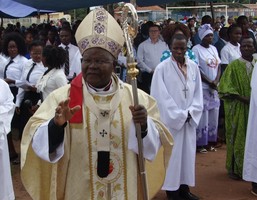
[209,146,217,152]
[251,183,257,196]
[197,147,208,153]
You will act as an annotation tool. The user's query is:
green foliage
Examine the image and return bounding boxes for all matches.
[65,8,89,22]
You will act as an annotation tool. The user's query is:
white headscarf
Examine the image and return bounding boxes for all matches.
[198,24,213,40]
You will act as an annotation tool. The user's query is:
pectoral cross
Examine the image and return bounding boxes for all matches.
[183,86,188,98]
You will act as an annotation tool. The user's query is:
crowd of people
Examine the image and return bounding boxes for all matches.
[1,8,257,200]
[135,14,257,200]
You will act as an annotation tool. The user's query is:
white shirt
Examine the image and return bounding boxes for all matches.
[220,42,241,65]
[137,38,169,73]
[59,43,82,79]
[192,44,221,89]
[36,68,68,101]
[0,55,28,87]
[15,59,46,107]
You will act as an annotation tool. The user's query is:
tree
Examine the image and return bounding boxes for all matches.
[65,8,89,22]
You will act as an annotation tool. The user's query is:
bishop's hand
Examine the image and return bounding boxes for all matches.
[129,104,147,127]
[54,98,81,127]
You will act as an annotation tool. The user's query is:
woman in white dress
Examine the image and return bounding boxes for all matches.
[0,79,15,200]
[220,24,242,73]
[192,24,221,153]
[36,45,68,103]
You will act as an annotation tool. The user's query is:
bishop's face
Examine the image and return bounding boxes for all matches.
[82,47,115,88]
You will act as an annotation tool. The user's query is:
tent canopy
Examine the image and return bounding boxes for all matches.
[13,0,124,11]
[0,0,53,18]
[13,0,213,11]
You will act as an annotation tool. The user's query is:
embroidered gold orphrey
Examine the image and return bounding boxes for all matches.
[86,97,128,200]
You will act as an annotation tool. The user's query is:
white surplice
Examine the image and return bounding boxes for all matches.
[243,63,257,183]
[0,79,15,200]
[151,57,203,191]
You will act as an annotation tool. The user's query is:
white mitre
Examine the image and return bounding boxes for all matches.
[75,8,125,58]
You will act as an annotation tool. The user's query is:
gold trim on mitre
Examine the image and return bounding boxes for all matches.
[75,8,125,58]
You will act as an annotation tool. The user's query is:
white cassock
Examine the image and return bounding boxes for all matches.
[151,57,203,191]
[243,63,257,183]
[0,79,15,200]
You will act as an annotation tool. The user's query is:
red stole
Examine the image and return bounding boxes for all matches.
[69,73,83,123]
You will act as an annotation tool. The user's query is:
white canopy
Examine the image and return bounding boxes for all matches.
[0,0,53,18]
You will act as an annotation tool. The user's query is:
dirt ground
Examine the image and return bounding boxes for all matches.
[11,140,256,200]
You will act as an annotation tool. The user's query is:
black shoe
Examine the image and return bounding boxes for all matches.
[9,153,18,162]
[179,191,199,200]
[12,157,20,165]
[166,190,183,200]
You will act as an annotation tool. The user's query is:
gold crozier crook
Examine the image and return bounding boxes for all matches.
[121,3,149,200]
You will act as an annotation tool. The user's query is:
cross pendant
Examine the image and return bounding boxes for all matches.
[183,86,188,98]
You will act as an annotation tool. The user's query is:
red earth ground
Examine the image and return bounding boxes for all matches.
[12,140,256,200]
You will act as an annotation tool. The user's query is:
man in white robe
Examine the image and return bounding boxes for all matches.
[243,62,257,197]
[21,8,173,200]
[0,79,15,200]
[151,34,203,200]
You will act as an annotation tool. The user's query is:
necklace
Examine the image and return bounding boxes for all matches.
[206,46,217,59]
[205,46,218,67]
[177,61,187,78]
[171,57,188,98]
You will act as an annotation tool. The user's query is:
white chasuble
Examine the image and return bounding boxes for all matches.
[21,74,173,200]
